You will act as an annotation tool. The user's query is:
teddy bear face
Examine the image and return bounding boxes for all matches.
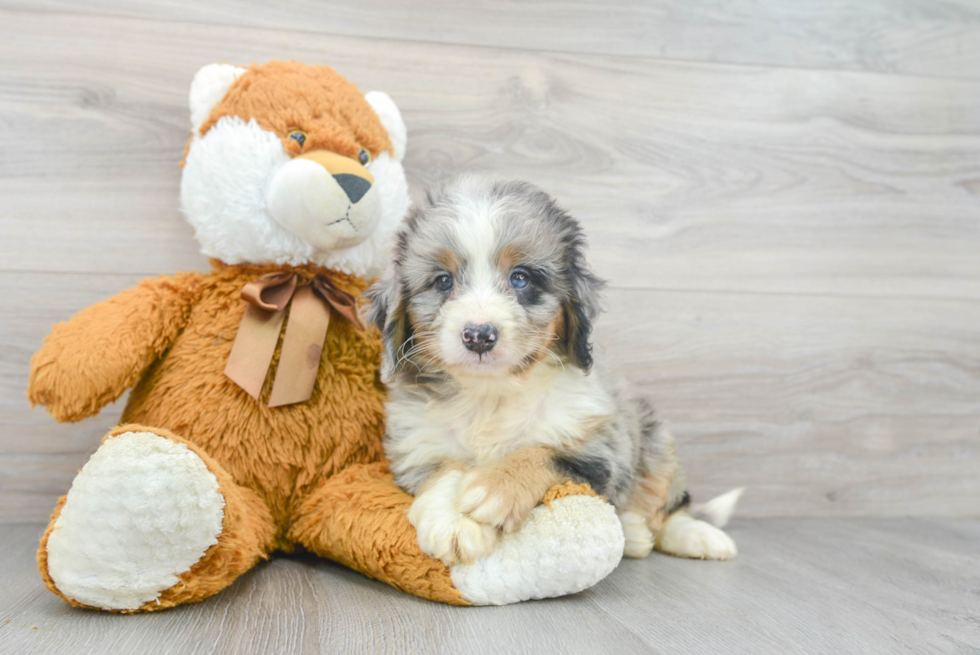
[180,62,409,278]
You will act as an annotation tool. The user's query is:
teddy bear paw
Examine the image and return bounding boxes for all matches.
[44,430,226,610]
[448,493,625,605]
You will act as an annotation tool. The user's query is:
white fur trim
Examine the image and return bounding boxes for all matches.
[189,64,247,136]
[449,494,624,605]
[45,431,225,610]
[180,116,409,278]
[365,91,406,162]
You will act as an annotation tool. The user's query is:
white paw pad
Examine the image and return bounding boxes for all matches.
[45,431,226,610]
[408,471,497,566]
[656,513,737,560]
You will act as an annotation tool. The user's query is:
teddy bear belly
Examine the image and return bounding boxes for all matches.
[119,308,387,529]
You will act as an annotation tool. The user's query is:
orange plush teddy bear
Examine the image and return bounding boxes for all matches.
[27,61,624,611]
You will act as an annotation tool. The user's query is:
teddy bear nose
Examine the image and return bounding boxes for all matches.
[332,174,371,204]
[293,150,375,204]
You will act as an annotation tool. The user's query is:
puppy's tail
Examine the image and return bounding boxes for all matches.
[690,487,744,528]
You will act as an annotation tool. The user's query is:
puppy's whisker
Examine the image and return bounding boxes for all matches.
[394,332,442,371]
[399,343,444,376]
[397,331,439,358]
[408,352,445,383]
[530,343,565,373]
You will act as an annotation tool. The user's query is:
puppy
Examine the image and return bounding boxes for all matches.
[365,176,741,566]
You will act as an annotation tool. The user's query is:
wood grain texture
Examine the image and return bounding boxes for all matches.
[1,519,978,654]
[5,273,979,520]
[5,0,980,80]
[1,5,979,523]
[2,11,980,299]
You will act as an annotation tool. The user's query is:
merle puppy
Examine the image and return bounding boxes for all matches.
[365,176,741,566]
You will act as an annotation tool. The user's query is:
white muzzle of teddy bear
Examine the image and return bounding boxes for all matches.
[266,152,381,252]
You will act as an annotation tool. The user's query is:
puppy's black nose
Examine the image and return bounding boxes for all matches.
[462,324,498,354]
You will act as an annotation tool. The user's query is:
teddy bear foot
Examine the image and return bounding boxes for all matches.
[42,429,226,610]
[447,489,625,605]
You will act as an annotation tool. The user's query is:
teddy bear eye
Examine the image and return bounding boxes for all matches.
[358,148,370,166]
[287,130,307,147]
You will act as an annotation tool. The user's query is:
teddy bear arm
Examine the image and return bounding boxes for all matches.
[288,462,470,605]
[27,272,203,422]
[288,466,626,606]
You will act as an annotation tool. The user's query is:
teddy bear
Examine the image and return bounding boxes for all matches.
[26,60,625,611]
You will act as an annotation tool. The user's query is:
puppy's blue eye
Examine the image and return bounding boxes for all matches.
[287,130,307,147]
[509,269,530,289]
[434,273,453,292]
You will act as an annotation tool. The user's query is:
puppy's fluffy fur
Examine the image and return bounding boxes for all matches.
[366,177,740,566]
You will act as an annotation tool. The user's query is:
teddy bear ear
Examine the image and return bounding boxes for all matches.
[365,91,407,162]
[189,64,248,137]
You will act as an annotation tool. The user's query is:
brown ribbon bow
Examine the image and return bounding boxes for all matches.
[224,271,363,407]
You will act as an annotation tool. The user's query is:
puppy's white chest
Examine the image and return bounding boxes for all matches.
[431,369,613,464]
[384,367,616,494]
[443,393,541,463]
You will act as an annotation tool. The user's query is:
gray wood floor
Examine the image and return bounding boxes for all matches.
[1,1,979,653]
[2,519,978,654]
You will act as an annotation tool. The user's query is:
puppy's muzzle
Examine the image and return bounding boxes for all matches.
[462,324,498,354]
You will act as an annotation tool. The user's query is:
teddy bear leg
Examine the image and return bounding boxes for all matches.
[38,424,277,612]
[287,464,625,606]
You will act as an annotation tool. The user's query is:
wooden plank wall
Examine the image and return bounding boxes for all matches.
[1,2,978,521]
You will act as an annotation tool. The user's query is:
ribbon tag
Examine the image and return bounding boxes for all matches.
[224,272,363,407]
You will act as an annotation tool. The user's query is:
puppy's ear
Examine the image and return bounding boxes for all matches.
[562,255,604,373]
[363,270,408,383]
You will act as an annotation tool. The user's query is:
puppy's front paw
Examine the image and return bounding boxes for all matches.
[620,510,655,559]
[456,465,542,533]
[408,471,498,566]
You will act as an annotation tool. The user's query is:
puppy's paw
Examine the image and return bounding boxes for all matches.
[619,510,655,559]
[408,471,498,566]
[456,465,542,533]
[655,513,737,561]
